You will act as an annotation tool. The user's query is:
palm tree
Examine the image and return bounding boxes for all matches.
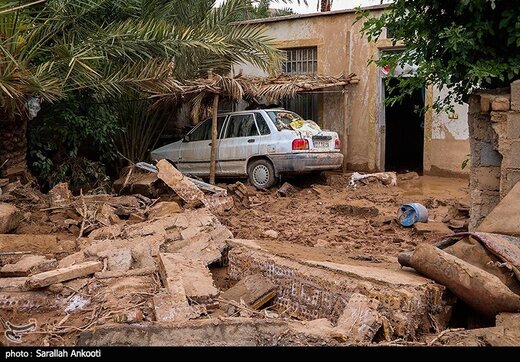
[320,0,332,12]
[0,0,284,179]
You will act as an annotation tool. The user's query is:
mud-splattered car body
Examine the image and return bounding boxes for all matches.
[151,109,343,188]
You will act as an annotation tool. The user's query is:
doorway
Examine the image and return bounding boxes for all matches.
[384,78,425,174]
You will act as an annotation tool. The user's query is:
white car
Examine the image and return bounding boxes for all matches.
[151,109,343,188]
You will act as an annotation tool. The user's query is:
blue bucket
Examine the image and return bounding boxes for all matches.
[398,203,428,227]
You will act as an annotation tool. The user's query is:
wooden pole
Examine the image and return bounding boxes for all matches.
[209,93,219,185]
[342,87,349,173]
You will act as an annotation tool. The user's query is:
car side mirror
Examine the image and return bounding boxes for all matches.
[183,134,190,142]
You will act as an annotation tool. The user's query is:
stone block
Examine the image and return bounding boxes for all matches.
[480,95,492,112]
[0,203,21,233]
[511,80,520,111]
[491,111,508,123]
[507,112,520,139]
[491,97,510,111]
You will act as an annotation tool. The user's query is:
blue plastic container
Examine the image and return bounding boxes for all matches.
[398,203,428,227]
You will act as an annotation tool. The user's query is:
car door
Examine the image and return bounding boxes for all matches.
[218,113,261,176]
[177,116,226,176]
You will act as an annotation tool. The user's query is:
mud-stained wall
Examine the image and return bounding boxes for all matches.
[425,88,470,177]
[234,9,470,176]
[467,80,520,229]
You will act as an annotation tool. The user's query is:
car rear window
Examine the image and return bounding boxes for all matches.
[266,110,303,130]
[224,114,259,138]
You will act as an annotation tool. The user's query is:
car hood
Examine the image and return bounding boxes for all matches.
[150,140,181,161]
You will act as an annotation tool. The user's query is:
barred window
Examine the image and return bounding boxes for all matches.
[282,47,318,75]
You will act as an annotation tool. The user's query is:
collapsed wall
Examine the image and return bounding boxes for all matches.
[227,239,453,341]
[468,80,520,229]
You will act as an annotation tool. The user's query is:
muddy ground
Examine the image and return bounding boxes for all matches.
[219,173,470,263]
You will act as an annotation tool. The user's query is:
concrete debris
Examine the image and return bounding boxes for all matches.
[202,195,235,214]
[98,248,132,272]
[113,168,161,198]
[97,204,121,226]
[47,283,64,293]
[334,293,382,342]
[147,201,182,219]
[3,170,503,346]
[413,222,453,235]
[159,253,219,305]
[48,183,73,208]
[221,274,276,310]
[0,202,21,233]
[227,239,452,341]
[228,182,251,208]
[276,182,297,197]
[136,161,229,197]
[25,261,103,290]
[1,254,57,277]
[156,159,205,205]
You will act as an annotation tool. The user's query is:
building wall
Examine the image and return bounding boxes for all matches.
[467,81,520,229]
[425,87,470,176]
[235,10,470,176]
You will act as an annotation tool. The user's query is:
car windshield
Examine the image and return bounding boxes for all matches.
[266,110,304,131]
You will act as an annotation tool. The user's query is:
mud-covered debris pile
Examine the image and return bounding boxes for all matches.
[219,175,471,260]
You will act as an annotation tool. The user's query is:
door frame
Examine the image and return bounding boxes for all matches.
[377,48,429,172]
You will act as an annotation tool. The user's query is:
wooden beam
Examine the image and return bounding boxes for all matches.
[209,94,219,185]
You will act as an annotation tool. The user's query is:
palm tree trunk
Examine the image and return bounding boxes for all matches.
[0,116,29,181]
[320,0,332,12]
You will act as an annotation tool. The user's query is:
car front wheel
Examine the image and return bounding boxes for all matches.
[248,159,276,189]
